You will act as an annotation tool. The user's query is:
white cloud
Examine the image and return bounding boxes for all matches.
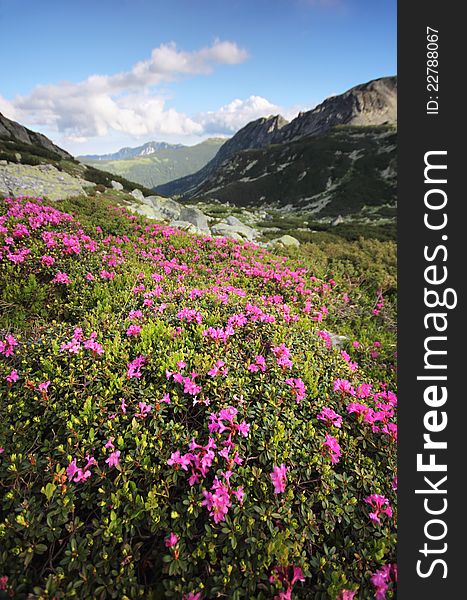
[198,96,284,134]
[198,96,313,136]
[0,95,20,120]
[2,39,314,155]
[5,40,248,140]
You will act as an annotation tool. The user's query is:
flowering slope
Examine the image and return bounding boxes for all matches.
[0,196,396,599]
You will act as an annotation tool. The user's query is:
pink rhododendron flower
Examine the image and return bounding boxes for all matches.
[41,254,55,266]
[269,565,305,600]
[66,456,96,483]
[0,334,18,357]
[322,434,341,464]
[6,369,18,383]
[364,494,393,525]
[83,334,104,355]
[208,359,229,377]
[370,564,397,600]
[270,464,288,494]
[105,450,121,468]
[177,307,203,324]
[202,477,232,523]
[285,377,306,402]
[100,270,115,280]
[164,532,179,548]
[126,355,146,379]
[128,309,143,320]
[272,343,293,369]
[37,380,50,393]
[333,379,355,395]
[53,271,71,285]
[167,450,191,471]
[135,402,152,418]
[0,576,8,591]
[248,355,267,373]
[126,324,142,337]
[7,247,31,264]
[317,407,343,428]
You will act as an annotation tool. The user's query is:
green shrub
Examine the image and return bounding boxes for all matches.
[0,196,396,599]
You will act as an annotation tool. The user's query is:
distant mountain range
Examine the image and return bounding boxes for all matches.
[79,138,226,189]
[155,76,397,217]
[80,141,185,161]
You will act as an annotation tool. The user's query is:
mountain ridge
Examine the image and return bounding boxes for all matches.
[79,137,226,161]
[0,112,72,160]
[155,76,397,198]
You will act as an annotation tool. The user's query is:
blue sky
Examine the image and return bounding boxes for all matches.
[0,0,396,154]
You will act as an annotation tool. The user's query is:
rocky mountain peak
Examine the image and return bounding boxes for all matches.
[0,112,72,159]
[276,76,397,143]
[213,114,289,167]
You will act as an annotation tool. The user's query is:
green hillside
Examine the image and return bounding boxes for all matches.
[81,138,226,189]
[184,126,396,219]
[0,190,396,599]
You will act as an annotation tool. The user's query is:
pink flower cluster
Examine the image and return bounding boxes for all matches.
[270,464,288,494]
[269,565,305,600]
[167,368,202,398]
[0,334,18,357]
[372,291,385,316]
[53,271,71,285]
[168,437,217,485]
[371,564,397,599]
[248,355,267,373]
[126,324,142,337]
[322,434,341,464]
[364,494,393,525]
[285,377,306,403]
[168,408,248,522]
[317,330,332,349]
[208,359,229,377]
[202,472,244,524]
[66,455,97,483]
[6,369,18,384]
[340,350,358,372]
[272,343,293,369]
[317,406,343,428]
[7,247,31,264]
[60,328,104,355]
[202,325,234,343]
[177,307,203,324]
[126,354,146,379]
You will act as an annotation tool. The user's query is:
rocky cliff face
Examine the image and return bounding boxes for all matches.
[0,112,72,159]
[275,76,396,143]
[155,115,289,197]
[156,76,397,199]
